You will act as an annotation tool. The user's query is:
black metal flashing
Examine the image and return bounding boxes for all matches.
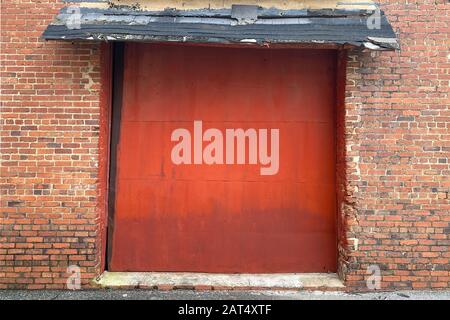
[42,5,399,50]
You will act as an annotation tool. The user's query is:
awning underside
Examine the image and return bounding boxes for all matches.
[42,3,399,50]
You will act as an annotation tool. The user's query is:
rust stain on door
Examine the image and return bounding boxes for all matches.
[109,43,337,273]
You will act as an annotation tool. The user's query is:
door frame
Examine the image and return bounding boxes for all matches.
[98,42,349,275]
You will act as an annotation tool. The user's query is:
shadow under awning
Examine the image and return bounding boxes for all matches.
[42,1,399,51]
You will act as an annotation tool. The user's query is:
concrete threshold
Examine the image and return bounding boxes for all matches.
[93,272,345,290]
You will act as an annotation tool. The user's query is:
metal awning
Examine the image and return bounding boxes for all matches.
[42,0,399,50]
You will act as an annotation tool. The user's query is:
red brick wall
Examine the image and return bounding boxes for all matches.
[0,0,103,289]
[0,0,449,290]
[340,0,450,290]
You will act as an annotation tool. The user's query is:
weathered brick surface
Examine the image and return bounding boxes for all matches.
[0,0,102,289]
[1,0,449,290]
[339,0,450,290]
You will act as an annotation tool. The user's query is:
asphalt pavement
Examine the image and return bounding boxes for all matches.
[0,289,449,300]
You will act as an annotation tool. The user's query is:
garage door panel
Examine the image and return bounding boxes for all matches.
[118,121,335,183]
[115,179,335,230]
[126,86,335,123]
[122,44,335,123]
[112,178,337,271]
[111,220,336,272]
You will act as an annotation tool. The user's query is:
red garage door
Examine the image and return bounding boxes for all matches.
[109,43,337,273]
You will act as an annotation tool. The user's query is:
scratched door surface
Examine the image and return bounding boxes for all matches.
[109,43,337,272]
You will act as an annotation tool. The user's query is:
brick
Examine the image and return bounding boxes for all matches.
[337,0,450,291]
[0,0,102,289]
[157,284,174,291]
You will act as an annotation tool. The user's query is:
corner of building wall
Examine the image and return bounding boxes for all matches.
[336,48,351,284]
[336,48,371,287]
